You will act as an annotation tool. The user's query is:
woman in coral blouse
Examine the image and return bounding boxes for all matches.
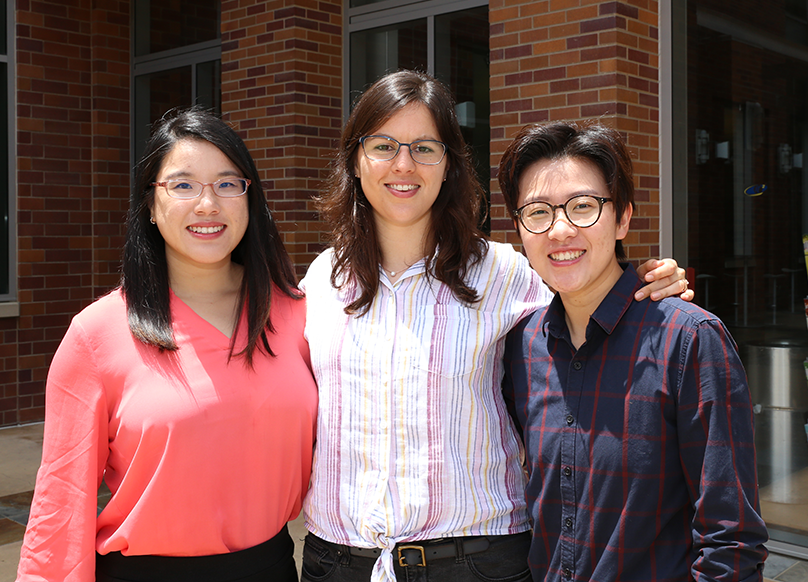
[16,108,318,582]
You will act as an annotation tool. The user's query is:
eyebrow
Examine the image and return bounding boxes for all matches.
[160,169,242,181]
[373,133,442,142]
[522,189,602,205]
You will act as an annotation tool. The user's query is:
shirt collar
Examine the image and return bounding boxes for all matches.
[378,256,428,289]
[544,263,642,340]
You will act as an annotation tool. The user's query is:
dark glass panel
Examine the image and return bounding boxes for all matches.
[133,67,192,163]
[0,62,6,294]
[435,7,489,231]
[135,0,220,57]
[196,60,221,116]
[350,20,428,98]
[685,0,808,549]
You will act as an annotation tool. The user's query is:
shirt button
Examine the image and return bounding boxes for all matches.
[566,414,574,426]
[563,466,572,477]
[565,517,573,529]
[564,567,573,579]
[573,361,582,371]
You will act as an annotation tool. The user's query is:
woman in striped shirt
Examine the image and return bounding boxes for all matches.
[299,70,691,582]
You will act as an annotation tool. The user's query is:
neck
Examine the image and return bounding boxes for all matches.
[167,259,243,302]
[167,259,245,338]
[559,261,624,350]
[376,220,431,277]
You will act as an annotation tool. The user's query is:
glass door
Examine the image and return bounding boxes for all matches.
[682,0,808,554]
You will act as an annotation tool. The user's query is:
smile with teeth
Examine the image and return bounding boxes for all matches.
[550,249,585,261]
[188,225,224,234]
[388,183,419,192]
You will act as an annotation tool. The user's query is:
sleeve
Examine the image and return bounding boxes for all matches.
[484,243,553,325]
[675,317,768,582]
[16,319,109,582]
[298,247,333,295]
[502,319,528,438]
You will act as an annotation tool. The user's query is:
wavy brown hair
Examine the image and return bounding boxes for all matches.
[318,70,487,314]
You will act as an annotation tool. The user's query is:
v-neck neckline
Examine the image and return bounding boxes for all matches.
[169,290,243,345]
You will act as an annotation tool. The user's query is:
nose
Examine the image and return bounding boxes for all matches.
[547,207,576,239]
[391,145,417,171]
[194,184,220,213]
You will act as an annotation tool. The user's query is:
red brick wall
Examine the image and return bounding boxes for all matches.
[3,0,345,427]
[2,0,130,426]
[488,0,661,264]
[221,0,342,278]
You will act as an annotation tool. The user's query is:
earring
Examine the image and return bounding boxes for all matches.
[150,216,156,224]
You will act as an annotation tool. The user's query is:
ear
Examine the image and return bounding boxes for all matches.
[616,203,633,241]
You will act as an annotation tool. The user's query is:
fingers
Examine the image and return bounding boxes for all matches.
[634,259,689,302]
[644,259,681,282]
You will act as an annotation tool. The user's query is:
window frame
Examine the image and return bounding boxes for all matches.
[0,0,17,316]
[130,2,222,169]
[344,0,488,119]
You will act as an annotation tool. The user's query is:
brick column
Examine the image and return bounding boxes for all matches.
[5,0,130,425]
[489,0,661,263]
[221,0,343,278]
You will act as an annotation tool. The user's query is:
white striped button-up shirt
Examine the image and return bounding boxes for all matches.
[300,242,552,582]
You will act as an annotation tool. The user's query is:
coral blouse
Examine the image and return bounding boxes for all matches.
[17,289,317,582]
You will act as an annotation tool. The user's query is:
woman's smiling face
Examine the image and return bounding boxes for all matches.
[354,102,448,238]
[516,156,631,305]
[150,138,249,274]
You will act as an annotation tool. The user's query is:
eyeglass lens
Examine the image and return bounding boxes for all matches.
[362,136,446,165]
[163,178,248,199]
[520,195,605,233]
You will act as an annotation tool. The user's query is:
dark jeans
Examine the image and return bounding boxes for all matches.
[301,531,531,582]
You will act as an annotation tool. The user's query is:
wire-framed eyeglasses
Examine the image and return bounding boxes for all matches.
[360,135,447,165]
[513,195,612,234]
[152,178,251,199]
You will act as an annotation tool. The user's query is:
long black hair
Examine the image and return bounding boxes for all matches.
[121,107,299,364]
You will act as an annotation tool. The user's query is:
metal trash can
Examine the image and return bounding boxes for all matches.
[742,338,808,504]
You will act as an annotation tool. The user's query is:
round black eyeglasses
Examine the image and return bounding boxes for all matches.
[513,195,612,234]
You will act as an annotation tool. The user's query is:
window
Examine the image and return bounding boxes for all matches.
[673,0,808,556]
[132,1,222,163]
[0,0,14,306]
[346,0,490,228]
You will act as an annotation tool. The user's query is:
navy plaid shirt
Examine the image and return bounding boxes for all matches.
[503,264,768,582]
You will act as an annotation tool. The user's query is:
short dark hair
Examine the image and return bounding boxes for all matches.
[121,107,299,364]
[498,121,635,260]
[317,70,487,315]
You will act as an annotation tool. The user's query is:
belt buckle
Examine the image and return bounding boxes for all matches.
[397,545,426,567]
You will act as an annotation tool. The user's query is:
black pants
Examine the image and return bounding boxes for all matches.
[301,531,531,582]
[96,525,297,582]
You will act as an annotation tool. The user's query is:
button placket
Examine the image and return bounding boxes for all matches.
[559,352,584,582]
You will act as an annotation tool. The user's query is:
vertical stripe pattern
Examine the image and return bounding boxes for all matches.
[301,242,553,582]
